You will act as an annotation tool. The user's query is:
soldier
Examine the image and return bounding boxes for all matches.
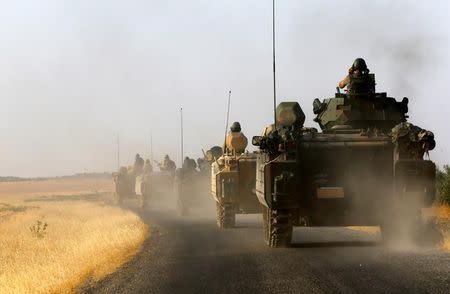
[134,153,145,175]
[224,121,248,154]
[143,159,153,175]
[182,156,197,172]
[206,146,223,163]
[197,158,209,173]
[159,155,176,174]
[338,58,374,94]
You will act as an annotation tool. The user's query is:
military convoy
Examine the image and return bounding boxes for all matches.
[211,123,261,228]
[252,72,436,247]
[112,58,437,248]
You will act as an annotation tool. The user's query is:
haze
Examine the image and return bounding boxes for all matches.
[1,0,449,177]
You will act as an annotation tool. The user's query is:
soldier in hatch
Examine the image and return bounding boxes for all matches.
[182,156,197,173]
[197,158,209,174]
[224,121,248,155]
[338,58,375,95]
[158,155,176,175]
[143,159,153,175]
[133,153,145,175]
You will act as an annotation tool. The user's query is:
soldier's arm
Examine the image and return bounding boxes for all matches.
[338,75,350,89]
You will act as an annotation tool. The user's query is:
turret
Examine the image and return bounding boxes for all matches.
[313,74,408,132]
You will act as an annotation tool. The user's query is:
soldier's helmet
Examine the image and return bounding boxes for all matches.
[230,121,241,132]
[135,153,140,159]
[164,154,170,160]
[352,58,369,73]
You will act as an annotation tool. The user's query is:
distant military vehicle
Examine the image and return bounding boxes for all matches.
[174,157,208,216]
[113,166,151,208]
[252,74,436,247]
[211,130,260,228]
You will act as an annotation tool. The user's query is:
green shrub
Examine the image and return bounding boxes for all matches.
[436,165,450,205]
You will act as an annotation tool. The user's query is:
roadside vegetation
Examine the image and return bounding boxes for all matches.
[434,165,450,250]
[436,165,450,205]
[0,178,148,294]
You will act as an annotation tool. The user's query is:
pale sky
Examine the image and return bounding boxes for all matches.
[1,0,449,177]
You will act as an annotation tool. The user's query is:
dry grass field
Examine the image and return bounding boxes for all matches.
[0,177,148,294]
[0,177,113,201]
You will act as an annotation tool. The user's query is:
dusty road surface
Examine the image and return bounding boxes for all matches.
[82,202,450,294]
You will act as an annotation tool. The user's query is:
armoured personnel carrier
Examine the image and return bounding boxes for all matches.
[113,166,151,208]
[252,74,436,247]
[211,128,260,228]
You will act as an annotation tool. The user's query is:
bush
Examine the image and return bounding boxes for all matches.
[436,165,450,205]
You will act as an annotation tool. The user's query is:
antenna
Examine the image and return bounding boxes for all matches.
[116,133,120,170]
[223,90,232,152]
[272,0,277,129]
[180,107,184,168]
[150,133,153,163]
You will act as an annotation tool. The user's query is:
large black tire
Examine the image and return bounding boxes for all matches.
[216,202,235,228]
[262,206,293,248]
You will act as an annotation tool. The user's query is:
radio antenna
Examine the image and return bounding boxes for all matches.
[180,107,184,168]
[116,132,120,170]
[150,133,153,163]
[223,90,232,152]
[272,0,277,129]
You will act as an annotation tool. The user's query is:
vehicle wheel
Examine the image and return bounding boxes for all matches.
[113,192,123,205]
[262,206,292,248]
[216,202,235,228]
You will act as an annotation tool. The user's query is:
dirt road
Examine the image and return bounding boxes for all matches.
[82,204,450,294]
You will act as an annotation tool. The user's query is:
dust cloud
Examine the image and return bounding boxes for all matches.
[0,0,448,177]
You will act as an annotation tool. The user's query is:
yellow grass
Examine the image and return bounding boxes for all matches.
[0,177,113,201]
[0,178,148,294]
[433,205,450,220]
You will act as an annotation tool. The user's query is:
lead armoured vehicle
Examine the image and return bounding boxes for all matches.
[253,73,436,247]
[211,128,260,228]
